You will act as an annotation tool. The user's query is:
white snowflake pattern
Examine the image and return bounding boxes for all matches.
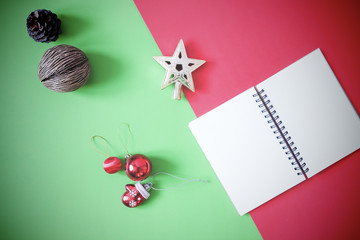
[129,200,137,207]
[129,189,137,197]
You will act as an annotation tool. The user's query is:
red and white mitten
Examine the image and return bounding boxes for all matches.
[121,183,150,208]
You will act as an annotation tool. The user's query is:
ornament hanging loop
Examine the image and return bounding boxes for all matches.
[118,123,132,156]
[146,172,208,191]
[90,135,111,157]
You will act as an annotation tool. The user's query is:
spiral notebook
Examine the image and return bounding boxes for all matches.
[189,49,360,215]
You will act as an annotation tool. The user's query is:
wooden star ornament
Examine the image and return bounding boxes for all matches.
[153,39,205,100]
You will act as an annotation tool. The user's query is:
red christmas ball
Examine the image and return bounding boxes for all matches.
[103,157,122,174]
[124,154,152,181]
[122,183,150,208]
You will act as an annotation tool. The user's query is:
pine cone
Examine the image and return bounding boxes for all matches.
[26,9,62,43]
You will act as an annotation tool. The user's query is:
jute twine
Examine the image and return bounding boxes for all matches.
[38,44,91,92]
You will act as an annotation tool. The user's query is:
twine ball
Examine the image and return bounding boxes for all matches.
[38,45,91,92]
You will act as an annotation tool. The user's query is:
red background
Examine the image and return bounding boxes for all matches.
[134,0,360,239]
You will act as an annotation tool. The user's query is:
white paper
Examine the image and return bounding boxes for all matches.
[189,87,305,215]
[257,49,360,178]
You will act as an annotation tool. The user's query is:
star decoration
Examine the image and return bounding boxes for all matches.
[153,39,205,100]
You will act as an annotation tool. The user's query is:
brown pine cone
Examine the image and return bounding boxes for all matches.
[26,9,62,43]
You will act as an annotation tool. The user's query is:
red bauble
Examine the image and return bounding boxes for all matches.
[103,157,122,174]
[125,154,152,181]
[122,182,150,208]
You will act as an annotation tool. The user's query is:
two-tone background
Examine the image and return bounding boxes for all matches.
[1,0,359,239]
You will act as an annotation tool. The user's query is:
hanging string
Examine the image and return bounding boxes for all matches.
[146,172,208,191]
[90,135,111,157]
[118,123,132,156]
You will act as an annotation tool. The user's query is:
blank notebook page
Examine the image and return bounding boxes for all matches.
[189,87,305,216]
[257,49,360,178]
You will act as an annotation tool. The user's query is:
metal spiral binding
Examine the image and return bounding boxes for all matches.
[253,89,309,177]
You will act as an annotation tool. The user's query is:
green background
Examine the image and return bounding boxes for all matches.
[0,0,261,239]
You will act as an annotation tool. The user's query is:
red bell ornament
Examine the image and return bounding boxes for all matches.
[103,157,122,174]
[124,154,152,181]
[122,182,151,208]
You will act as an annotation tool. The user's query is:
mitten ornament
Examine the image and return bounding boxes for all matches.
[121,172,208,208]
[122,182,151,208]
[26,9,62,43]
